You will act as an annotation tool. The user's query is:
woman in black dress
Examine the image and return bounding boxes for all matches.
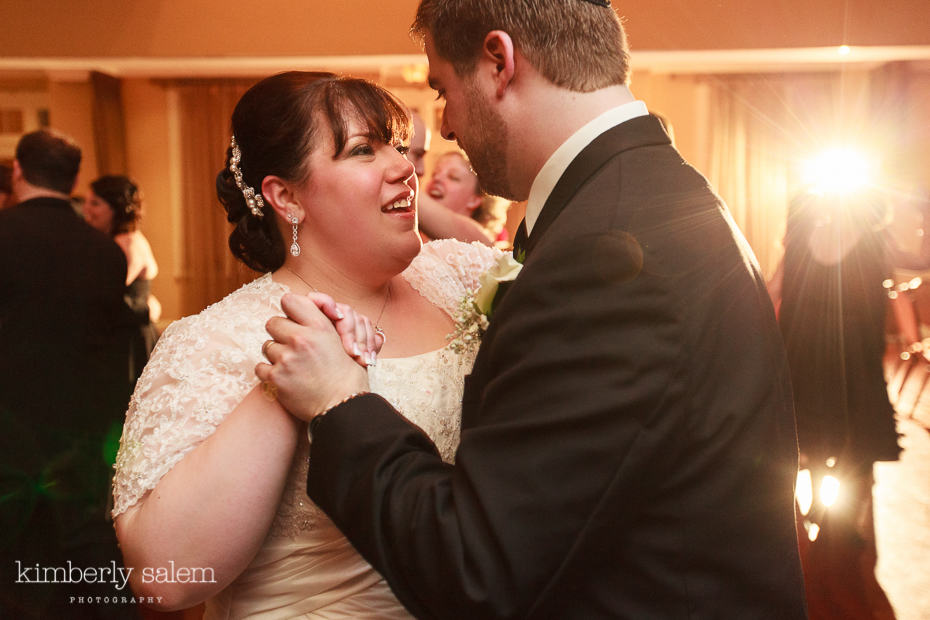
[84,175,161,385]
[769,189,898,619]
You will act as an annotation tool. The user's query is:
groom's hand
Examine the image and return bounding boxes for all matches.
[256,292,370,422]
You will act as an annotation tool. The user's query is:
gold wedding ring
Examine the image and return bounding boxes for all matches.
[261,381,278,401]
[262,339,274,358]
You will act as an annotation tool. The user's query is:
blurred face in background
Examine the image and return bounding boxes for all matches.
[84,191,114,234]
[409,111,431,179]
[425,152,482,217]
[0,164,14,208]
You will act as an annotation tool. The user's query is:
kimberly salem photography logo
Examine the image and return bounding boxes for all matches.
[14,560,216,591]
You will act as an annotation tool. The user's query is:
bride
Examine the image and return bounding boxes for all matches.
[111,71,503,617]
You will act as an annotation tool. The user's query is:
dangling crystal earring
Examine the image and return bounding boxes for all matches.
[289,215,301,257]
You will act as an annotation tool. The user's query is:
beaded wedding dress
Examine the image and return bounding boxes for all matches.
[112,240,502,618]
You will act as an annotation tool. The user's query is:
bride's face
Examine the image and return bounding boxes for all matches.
[296,116,420,278]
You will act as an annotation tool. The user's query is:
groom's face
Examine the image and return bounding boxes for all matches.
[425,34,514,200]
[459,78,512,200]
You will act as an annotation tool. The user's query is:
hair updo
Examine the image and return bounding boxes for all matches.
[90,174,143,236]
[216,71,412,273]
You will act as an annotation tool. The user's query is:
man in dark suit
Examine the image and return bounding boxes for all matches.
[0,130,134,618]
[261,1,807,617]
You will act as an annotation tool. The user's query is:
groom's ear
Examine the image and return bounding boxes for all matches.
[482,30,515,100]
[262,175,305,222]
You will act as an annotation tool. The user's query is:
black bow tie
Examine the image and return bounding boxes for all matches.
[513,219,528,259]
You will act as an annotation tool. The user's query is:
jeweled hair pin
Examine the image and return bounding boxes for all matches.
[228,135,265,218]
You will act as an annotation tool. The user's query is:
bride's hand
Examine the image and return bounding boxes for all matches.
[257,293,371,421]
[333,302,385,367]
[286,292,384,368]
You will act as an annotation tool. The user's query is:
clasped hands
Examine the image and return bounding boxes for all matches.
[255,292,384,422]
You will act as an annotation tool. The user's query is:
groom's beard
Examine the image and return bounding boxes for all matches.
[459,81,514,201]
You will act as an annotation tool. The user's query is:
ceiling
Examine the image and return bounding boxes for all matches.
[1,0,929,80]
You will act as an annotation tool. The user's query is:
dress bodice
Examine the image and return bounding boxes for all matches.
[269,345,473,540]
[112,239,503,618]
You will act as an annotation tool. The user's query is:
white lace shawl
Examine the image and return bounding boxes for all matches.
[111,239,503,519]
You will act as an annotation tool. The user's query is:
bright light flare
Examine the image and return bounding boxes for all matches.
[820,475,841,507]
[796,469,813,516]
[838,45,851,56]
[801,147,874,195]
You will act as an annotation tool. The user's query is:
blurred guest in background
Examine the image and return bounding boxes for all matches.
[84,175,161,385]
[421,150,510,246]
[0,130,134,618]
[70,193,86,215]
[768,189,898,620]
[883,185,930,351]
[408,108,431,178]
[0,163,13,208]
[409,109,502,245]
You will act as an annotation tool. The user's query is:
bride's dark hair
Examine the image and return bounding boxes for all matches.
[217,71,412,272]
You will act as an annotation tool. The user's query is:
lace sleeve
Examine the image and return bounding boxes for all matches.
[404,239,506,315]
[111,277,279,517]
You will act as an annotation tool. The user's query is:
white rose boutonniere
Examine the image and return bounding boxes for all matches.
[448,253,523,353]
[474,253,524,314]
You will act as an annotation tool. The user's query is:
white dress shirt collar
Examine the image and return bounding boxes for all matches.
[524,100,649,235]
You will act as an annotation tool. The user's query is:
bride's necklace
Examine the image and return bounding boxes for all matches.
[284,266,392,339]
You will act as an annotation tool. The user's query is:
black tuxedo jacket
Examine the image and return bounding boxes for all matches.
[0,196,132,443]
[0,196,134,619]
[307,116,807,619]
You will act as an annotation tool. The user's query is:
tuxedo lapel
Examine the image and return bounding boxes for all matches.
[524,114,671,257]
[464,115,670,427]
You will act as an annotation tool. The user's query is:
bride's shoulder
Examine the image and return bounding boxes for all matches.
[405,240,507,297]
[416,239,505,272]
[158,273,281,344]
[209,272,280,310]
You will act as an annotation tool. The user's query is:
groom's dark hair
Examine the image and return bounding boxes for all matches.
[411,0,630,91]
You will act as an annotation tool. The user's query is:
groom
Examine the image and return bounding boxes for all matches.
[260,1,807,617]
